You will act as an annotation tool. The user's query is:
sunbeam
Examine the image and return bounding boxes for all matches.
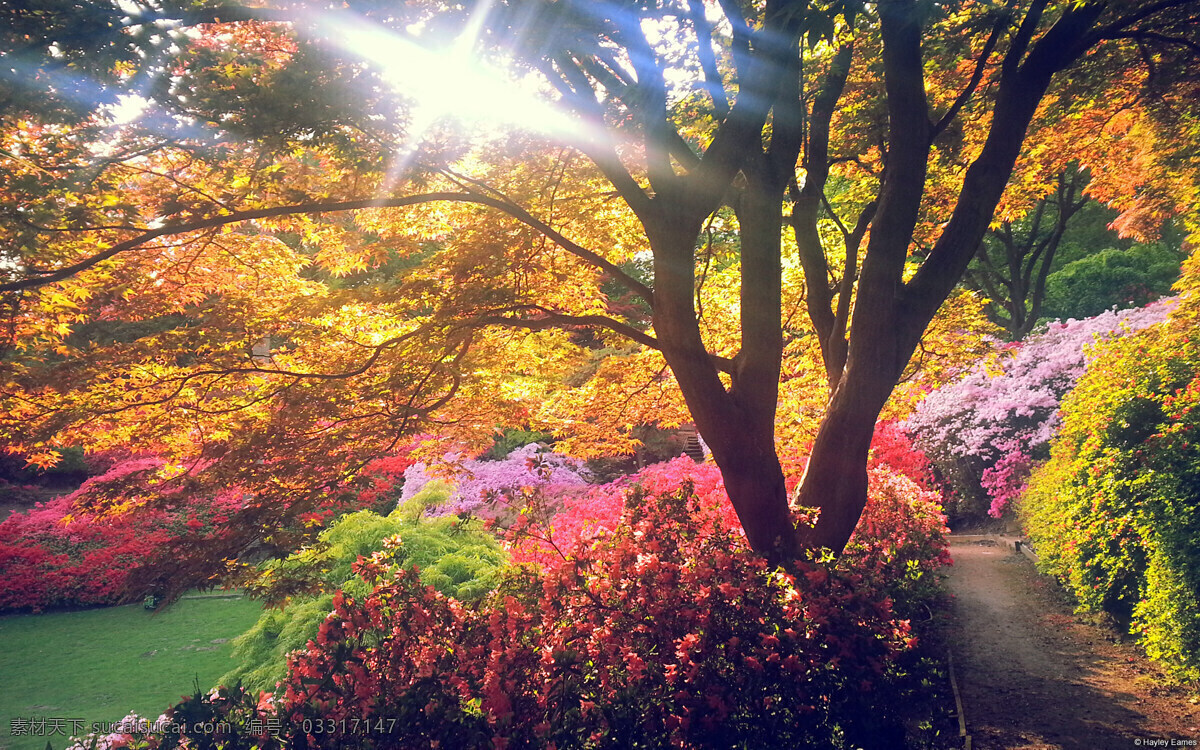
[307,7,605,193]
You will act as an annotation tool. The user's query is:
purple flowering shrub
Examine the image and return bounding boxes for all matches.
[399,443,591,519]
[905,302,1172,520]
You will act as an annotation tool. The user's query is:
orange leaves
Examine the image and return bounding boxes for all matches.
[544,346,691,459]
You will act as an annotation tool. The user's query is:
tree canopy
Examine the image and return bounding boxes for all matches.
[2,0,1198,571]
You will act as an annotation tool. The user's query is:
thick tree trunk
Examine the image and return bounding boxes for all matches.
[648,183,798,564]
[711,429,796,564]
[636,0,1102,564]
[793,362,898,552]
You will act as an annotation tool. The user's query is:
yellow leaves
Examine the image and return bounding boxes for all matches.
[543,345,691,459]
[312,228,370,277]
[43,290,79,311]
[354,205,453,243]
[24,449,61,470]
[884,288,1000,420]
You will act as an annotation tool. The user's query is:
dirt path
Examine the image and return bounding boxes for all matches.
[946,539,1200,750]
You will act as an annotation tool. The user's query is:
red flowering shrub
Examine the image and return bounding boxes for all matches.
[843,468,952,619]
[868,421,936,491]
[508,457,732,567]
[0,495,177,611]
[0,457,244,611]
[0,443,424,612]
[510,448,950,623]
[351,449,418,514]
[279,486,915,749]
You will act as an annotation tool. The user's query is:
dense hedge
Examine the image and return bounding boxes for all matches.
[1022,249,1200,680]
[1042,242,1186,322]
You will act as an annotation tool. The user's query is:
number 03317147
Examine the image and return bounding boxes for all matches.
[299,718,398,735]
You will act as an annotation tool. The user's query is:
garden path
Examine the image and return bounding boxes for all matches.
[947,539,1200,750]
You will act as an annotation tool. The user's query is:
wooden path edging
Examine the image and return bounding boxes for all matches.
[947,648,972,750]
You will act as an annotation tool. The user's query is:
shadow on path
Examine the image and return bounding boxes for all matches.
[947,540,1200,750]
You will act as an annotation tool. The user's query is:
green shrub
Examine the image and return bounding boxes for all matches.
[1042,243,1185,322]
[221,482,507,692]
[1021,248,1200,680]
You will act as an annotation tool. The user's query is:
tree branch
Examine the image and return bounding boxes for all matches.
[931,3,1011,139]
[475,304,661,350]
[688,0,730,119]
[1,192,655,305]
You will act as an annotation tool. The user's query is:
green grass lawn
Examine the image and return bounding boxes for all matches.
[0,595,264,750]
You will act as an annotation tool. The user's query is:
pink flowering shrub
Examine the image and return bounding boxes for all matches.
[400,443,590,518]
[843,468,952,619]
[0,456,245,611]
[978,439,1034,518]
[508,457,732,567]
[510,453,949,622]
[0,443,429,611]
[73,452,951,749]
[905,301,1172,520]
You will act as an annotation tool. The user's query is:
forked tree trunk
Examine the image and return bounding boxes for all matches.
[645,0,1104,565]
[793,360,900,553]
[649,195,800,564]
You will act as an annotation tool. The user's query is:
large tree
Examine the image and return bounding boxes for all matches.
[2,0,1198,566]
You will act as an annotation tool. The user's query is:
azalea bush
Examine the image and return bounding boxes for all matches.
[507,456,733,568]
[503,458,948,652]
[0,494,172,611]
[399,442,591,519]
[0,456,246,611]
[1022,250,1200,680]
[866,421,937,491]
[510,424,939,570]
[843,468,952,621]
[906,301,1172,521]
[0,442,424,611]
[61,441,951,749]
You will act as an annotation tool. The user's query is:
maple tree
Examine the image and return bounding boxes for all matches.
[2,0,1199,568]
[957,52,1196,340]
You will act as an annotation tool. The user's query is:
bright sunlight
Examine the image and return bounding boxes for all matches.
[313,8,586,144]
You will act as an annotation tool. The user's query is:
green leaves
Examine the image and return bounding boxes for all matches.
[1021,253,1200,680]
